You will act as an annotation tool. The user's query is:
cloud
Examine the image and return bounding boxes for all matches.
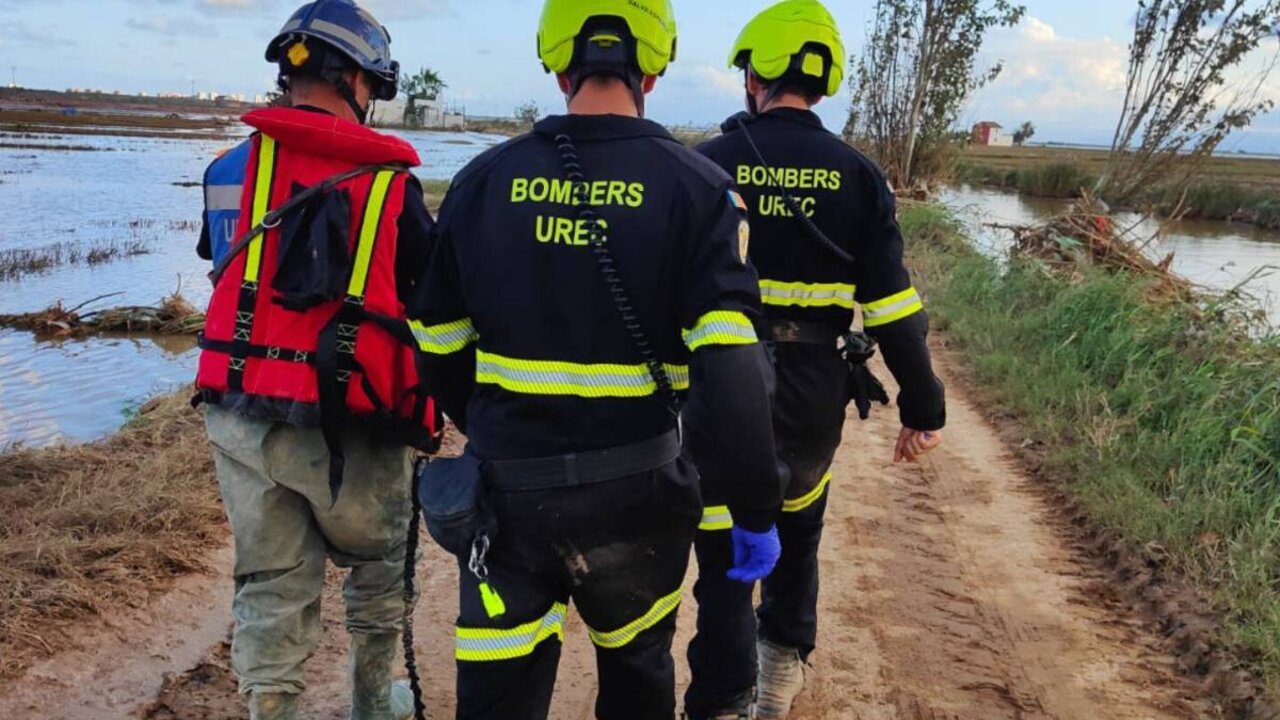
[0,19,76,49]
[125,15,217,37]
[193,0,451,20]
[200,0,259,9]
[968,16,1128,128]
[362,0,452,21]
[692,64,742,99]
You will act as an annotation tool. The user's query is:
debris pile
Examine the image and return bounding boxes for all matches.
[0,291,205,338]
[993,192,1196,302]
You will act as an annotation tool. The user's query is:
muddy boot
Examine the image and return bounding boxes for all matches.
[249,692,301,720]
[350,633,408,720]
[753,639,806,720]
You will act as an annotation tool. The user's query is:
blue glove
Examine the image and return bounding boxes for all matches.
[727,525,781,584]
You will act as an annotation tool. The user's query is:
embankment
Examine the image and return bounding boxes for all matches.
[0,391,224,682]
[900,201,1280,700]
[956,145,1280,229]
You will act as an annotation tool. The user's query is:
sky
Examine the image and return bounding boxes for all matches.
[2,0,1278,153]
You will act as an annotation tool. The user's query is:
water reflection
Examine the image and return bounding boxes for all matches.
[0,329,198,448]
[940,186,1280,322]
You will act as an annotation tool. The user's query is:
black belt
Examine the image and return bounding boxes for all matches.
[769,320,840,346]
[484,429,681,492]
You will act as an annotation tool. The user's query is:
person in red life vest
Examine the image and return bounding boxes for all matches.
[194,2,440,718]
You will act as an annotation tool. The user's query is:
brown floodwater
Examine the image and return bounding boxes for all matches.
[942,186,1280,321]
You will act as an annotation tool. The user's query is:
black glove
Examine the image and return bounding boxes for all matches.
[842,331,891,420]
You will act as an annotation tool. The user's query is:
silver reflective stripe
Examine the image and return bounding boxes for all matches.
[281,18,303,32]
[205,184,243,212]
[864,292,920,319]
[758,280,856,309]
[310,18,378,61]
[455,604,567,661]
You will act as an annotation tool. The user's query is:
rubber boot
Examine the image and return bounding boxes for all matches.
[390,679,416,719]
[350,633,412,720]
[753,639,805,720]
[249,692,301,720]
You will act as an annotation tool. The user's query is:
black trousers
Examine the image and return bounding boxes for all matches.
[685,344,848,716]
[455,457,702,720]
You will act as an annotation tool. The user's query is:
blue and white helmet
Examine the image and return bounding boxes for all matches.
[266,0,399,101]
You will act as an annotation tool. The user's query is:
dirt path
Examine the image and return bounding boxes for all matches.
[0,350,1211,719]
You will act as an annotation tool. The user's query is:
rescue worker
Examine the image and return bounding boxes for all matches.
[197,140,253,266]
[686,2,947,718]
[415,1,785,717]
[195,1,440,718]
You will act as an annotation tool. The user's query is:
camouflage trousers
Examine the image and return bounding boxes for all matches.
[205,406,417,697]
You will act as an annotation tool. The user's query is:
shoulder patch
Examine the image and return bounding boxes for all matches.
[737,219,751,264]
[728,190,748,212]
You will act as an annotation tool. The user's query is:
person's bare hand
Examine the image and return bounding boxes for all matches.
[894,427,942,463]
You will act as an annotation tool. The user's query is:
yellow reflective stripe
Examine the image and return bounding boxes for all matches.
[759,279,856,309]
[409,318,478,355]
[699,505,733,532]
[347,170,396,298]
[682,310,757,352]
[455,602,567,662]
[475,351,690,399]
[587,588,682,649]
[244,135,277,283]
[862,287,924,328]
[782,471,832,513]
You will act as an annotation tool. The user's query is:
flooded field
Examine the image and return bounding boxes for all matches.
[0,127,504,448]
[942,185,1280,321]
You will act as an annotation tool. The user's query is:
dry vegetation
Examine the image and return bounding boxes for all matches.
[0,109,234,141]
[0,391,223,681]
[0,292,205,338]
[992,193,1197,301]
[0,237,154,280]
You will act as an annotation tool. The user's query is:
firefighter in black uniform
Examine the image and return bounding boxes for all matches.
[414,2,785,718]
[684,2,947,719]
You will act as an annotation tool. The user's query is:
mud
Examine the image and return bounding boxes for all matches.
[0,349,1249,719]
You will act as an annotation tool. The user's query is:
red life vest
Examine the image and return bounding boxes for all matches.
[197,107,440,464]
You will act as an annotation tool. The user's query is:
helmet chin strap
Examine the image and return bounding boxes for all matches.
[325,69,369,125]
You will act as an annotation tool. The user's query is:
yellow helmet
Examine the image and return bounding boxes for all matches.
[538,0,678,77]
[729,0,845,97]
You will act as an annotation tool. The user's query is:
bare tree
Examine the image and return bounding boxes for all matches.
[847,0,1025,187]
[1099,0,1280,203]
[514,100,540,127]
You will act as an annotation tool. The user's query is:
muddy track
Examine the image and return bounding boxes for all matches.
[0,351,1213,719]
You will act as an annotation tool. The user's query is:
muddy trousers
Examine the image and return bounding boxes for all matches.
[205,406,417,700]
[685,345,847,716]
[455,457,702,720]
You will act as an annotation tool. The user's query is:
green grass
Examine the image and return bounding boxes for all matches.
[955,161,1095,198]
[421,179,450,212]
[900,202,1280,693]
[1149,183,1280,230]
[957,146,1280,229]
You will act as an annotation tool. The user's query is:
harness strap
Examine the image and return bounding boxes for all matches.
[312,169,399,504]
[484,430,681,493]
[199,335,316,364]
